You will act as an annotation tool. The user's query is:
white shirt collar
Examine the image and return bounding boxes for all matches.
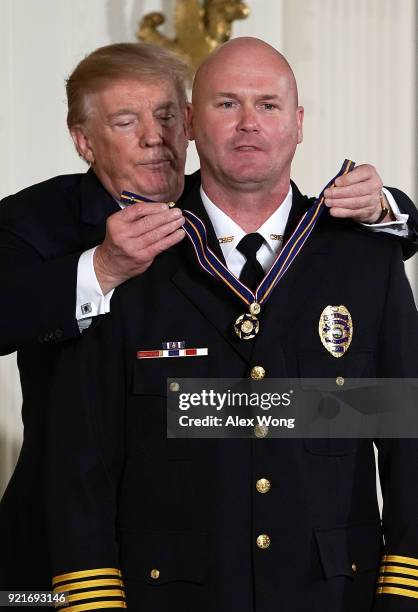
[199,184,293,259]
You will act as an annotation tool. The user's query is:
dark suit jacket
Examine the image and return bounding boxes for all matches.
[41,182,418,611]
[0,170,200,589]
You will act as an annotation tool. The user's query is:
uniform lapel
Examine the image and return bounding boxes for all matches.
[172,178,331,364]
[173,179,253,362]
[252,182,332,365]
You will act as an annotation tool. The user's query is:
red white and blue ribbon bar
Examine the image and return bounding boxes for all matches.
[138,348,208,359]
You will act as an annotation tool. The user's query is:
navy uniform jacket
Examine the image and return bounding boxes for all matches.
[1,170,417,592]
[43,181,418,612]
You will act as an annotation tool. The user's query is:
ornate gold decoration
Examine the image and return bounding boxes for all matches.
[319,305,353,358]
[234,312,259,340]
[137,0,250,70]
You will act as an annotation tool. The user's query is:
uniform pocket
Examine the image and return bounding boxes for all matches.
[128,360,209,460]
[314,520,382,580]
[119,530,208,585]
[132,355,210,396]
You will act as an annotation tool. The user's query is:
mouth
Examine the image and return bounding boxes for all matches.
[139,159,172,168]
[234,145,263,152]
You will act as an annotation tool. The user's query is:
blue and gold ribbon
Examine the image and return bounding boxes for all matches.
[122,159,355,339]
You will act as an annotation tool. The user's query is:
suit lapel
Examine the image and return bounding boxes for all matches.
[79,169,120,246]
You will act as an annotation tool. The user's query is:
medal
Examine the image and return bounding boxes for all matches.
[234,313,260,340]
[122,160,356,341]
[234,301,262,339]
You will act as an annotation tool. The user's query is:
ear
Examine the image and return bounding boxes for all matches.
[186,103,195,142]
[70,125,95,164]
[296,106,304,144]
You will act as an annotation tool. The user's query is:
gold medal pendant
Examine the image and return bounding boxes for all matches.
[234,304,261,340]
[249,302,261,316]
[234,313,259,340]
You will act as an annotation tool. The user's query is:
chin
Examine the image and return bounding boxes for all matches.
[135,180,172,200]
[230,172,268,185]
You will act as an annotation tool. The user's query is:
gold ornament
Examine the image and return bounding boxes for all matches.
[137,1,250,71]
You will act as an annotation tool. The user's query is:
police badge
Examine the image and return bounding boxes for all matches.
[319,305,353,358]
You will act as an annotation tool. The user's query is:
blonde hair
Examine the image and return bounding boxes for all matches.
[66,42,192,128]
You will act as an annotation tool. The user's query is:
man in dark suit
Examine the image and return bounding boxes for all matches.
[0,42,192,591]
[40,38,418,611]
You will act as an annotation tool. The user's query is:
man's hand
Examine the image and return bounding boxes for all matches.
[324,164,394,224]
[94,203,185,294]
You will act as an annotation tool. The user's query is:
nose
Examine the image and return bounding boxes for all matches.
[237,105,259,133]
[139,116,163,147]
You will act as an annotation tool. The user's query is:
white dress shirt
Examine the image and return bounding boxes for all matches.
[200,186,292,277]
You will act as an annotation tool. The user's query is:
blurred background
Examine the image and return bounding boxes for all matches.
[0,0,416,495]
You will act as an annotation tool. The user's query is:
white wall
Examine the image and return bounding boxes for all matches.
[0,0,416,496]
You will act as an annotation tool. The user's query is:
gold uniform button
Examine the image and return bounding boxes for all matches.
[254,424,269,438]
[256,478,271,494]
[150,568,160,580]
[250,366,266,380]
[256,534,271,549]
[351,562,357,573]
[169,381,180,392]
[336,376,345,387]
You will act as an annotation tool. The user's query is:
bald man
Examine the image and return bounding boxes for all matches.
[9,38,418,611]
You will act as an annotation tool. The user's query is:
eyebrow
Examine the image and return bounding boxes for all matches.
[107,102,177,121]
[215,92,282,101]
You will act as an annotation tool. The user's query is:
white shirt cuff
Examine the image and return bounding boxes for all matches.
[76,247,115,322]
[361,188,409,235]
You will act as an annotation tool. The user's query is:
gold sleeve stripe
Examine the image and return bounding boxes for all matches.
[380,565,418,578]
[382,555,418,567]
[378,575,418,588]
[58,601,127,612]
[377,586,418,600]
[54,579,124,593]
[53,569,122,586]
[65,589,126,604]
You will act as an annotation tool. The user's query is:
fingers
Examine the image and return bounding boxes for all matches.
[138,207,183,233]
[143,228,186,259]
[323,163,384,222]
[108,206,185,242]
[325,194,376,211]
[324,164,383,200]
[106,206,185,258]
[136,213,185,248]
[328,205,377,221]
[120,201,170,221]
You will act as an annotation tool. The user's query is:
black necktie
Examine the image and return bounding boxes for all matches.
[237,233,265,290]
